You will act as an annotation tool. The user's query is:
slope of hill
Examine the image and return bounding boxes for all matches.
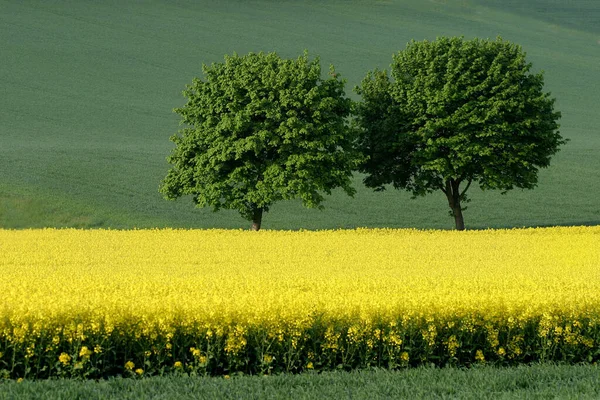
[478,0,600,34]
[1,0,599,229]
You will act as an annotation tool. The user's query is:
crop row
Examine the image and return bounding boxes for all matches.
[1,227,599,379]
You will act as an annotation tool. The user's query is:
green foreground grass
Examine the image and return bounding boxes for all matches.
[1,364,599,399]
[1,0,599,230]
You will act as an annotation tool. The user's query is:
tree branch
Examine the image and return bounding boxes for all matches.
[460,179,472,197]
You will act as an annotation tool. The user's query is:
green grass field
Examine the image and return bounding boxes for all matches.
[2,364,600,399]
[1,0,599,230]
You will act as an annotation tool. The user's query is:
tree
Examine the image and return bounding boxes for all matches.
[354,37,566,230]
[160,51,361,230]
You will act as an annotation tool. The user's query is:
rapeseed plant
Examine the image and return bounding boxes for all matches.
[0,227,599,379]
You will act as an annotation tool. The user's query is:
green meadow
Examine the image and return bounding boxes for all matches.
[1,0,599,231]
[2,364,600,399]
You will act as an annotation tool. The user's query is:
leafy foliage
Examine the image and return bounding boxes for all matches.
[160,51,360,228]
[354,37,566,229]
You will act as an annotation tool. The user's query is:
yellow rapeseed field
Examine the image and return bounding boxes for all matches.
[1,227,599,378]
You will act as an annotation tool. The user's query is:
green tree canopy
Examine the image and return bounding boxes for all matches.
[160,51,361,230]
[354,37,566,230]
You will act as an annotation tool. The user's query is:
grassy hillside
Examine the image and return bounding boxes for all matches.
[479,0,600,34]
[1,0,599,230]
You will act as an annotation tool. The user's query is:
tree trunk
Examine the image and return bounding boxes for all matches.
[251,208,263,231]
[452,206,465,231]
[444,179,466,231]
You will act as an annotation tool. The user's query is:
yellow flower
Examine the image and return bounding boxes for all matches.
[125,361,135,370]
[224,375,230,379]
[2,227,600,376]
[94,345,102,354]
[400,352,409,362]
[135,368,144,375]
[174,361,183,369]
[58,352,71,365]
[17,378,23,383]
[262,354,273,364]
[475,350,485,363]
[306,362,314,369]
[445,335,459,357]
[79,346,92,358]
